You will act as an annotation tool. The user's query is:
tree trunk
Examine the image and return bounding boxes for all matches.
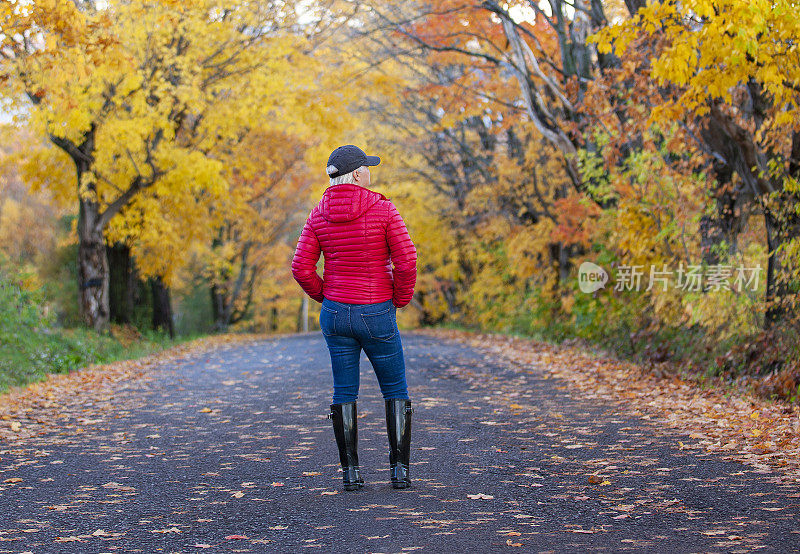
[127,259,146,323]
[763,192,800,329]
[50,127,112,333]
[296,297,304,332]
[78,197,110,332]
[698,189,739,267]
[108,243,154,330]
[107,242,132,324]
[150,276,174,338]
[764,206,778,329]
[210,284,226,332]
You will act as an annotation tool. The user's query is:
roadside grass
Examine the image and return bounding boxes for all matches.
[0,256,207,393]
[0,322,205,394]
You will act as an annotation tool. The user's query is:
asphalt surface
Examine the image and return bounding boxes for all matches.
[1,331,799,553]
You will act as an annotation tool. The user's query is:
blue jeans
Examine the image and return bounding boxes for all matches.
[319,297,410,404]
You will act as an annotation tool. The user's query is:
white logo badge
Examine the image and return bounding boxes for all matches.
[578,262,608,293]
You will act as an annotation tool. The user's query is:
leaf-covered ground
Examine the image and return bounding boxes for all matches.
[422,329,800,483]
[1,330,799,552]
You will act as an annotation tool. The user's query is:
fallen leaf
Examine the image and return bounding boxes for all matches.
[467,493,494,500]
[55,536,84,542]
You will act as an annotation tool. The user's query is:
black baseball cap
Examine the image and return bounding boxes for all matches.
[326,145,380,178]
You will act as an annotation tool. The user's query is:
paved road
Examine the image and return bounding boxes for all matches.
[1,331,799,552]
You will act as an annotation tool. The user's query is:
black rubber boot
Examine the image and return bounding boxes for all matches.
[328,401,364,491]
[385,398,412,489]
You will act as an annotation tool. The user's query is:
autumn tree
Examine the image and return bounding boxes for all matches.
[204,130,314,331]
[330,2,604,319]
[0,126,72,269]
[363,0,646,195]
[592,0,800,327]
[0,0,308,331]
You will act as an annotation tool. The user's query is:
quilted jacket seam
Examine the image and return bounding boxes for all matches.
[365,191,370,301]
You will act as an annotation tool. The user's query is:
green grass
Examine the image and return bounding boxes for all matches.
[0,322,205,394]
[0,258,206,393]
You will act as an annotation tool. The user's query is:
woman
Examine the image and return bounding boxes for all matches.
[291,144,418,491]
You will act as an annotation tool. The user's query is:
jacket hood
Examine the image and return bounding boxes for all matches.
[319,183,387,223]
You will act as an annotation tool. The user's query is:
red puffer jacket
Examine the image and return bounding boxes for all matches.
[291,183,417,307]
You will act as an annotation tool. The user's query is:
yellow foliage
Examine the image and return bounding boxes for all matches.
[2,0,351,297]
[592,0,800,149]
